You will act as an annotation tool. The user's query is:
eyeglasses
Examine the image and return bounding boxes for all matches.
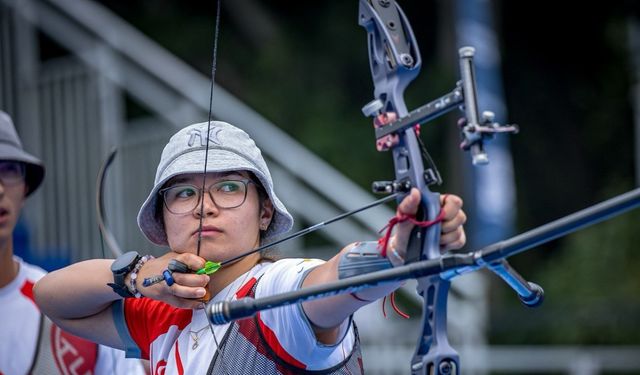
[0,161,25,185]
[159,179,254,214]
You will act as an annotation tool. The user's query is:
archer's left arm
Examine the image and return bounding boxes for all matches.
[301,188,466,344]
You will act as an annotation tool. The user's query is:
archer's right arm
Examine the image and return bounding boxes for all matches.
[33,253,208,350]
[34,259,126,349]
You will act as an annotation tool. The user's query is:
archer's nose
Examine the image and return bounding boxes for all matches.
[194,192,219,217]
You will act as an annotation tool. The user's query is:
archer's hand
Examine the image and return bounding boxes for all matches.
[133,252,210,309]
[389,188,466,264]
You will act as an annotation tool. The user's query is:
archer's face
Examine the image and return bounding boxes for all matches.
[0,176,26,247]
[162,171,273,262]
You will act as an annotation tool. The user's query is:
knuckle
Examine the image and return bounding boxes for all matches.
[448,194,462,206]
[199,274,210,286]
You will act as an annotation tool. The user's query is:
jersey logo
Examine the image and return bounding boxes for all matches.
[50,325,97,375]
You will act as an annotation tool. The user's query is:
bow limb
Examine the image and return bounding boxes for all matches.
[95,148,123,258]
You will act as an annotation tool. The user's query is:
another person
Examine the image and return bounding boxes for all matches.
[0,110,144,375]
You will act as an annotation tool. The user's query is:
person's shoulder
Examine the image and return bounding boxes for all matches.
[15,256,47,282]
[266,258,325,271]
[256,258,324,292]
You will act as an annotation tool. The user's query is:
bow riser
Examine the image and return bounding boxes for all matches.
[359,1,459,373]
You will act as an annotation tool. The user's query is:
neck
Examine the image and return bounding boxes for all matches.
[207,252,260,297]
[0,238,17,288]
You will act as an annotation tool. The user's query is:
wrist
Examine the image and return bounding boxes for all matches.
[386,247,405,267]
[381,236,404,267]
[125,255,154,298]
[107,251,139,298]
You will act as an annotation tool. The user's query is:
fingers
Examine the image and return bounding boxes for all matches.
[392,188,422,253]
[172,272,209,287]
[138,251,210,308]
[173,253,206,272]
[167,254,209,304]
[440,194,463,221]
[397,188,421,216]
[440,226,466,251]
[440,207,466,233]
[169,283,208,300]
[439,194,466,250]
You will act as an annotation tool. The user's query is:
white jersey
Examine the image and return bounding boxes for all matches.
[114,258,363,374]
[0,256,144,375]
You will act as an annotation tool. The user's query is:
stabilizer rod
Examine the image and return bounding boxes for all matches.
[210,188,640,324]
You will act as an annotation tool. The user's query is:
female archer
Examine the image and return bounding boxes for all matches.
[34,120,466,374]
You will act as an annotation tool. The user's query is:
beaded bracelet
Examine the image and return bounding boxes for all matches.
[128,255,154,298]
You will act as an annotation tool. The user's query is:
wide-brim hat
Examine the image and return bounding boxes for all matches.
[0,111,45,196]
[137,121,293,246]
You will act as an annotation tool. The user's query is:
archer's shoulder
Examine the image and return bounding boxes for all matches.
[255,258,324,293]
[263,258,325,274]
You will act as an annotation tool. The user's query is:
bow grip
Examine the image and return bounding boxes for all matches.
[405,189,442,263]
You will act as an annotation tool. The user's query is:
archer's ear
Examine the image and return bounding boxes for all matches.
[260,198,275,230]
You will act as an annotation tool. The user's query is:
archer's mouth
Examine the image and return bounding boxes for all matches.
[192,226,222,237]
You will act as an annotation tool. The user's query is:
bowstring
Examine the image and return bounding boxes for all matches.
[199,1,230,373]
[197,0,222,258]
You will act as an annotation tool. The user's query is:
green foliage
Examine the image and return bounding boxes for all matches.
[491,1,639,346]
[491,206,640,345]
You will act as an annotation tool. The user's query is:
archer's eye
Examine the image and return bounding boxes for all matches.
[215,180,243,194]
[171,186,199,200]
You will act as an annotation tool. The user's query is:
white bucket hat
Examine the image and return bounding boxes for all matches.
[137,121,293,246]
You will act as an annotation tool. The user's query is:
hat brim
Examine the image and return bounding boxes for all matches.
[137,147,293,246]
[0,143,45,196]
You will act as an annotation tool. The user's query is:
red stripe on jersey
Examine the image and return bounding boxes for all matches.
[50,324,98,374]
[125,298,192,359]
[175,341,184,375]
[235,277,257,299]
[256,313,306,369]
[20,280,37,306]
[153,359,167,375]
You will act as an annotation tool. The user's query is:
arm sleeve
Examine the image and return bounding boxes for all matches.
[255,259,356,370]
[112,298,191,360]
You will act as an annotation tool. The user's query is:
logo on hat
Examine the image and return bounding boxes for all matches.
[187,127,222,147]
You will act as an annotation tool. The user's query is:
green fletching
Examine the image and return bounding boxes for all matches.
[196,261,221,275]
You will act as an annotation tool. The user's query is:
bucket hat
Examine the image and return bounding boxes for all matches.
[138,121,293,246]
[0,111,45,195]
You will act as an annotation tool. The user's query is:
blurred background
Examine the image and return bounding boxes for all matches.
[2,0,640,373]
